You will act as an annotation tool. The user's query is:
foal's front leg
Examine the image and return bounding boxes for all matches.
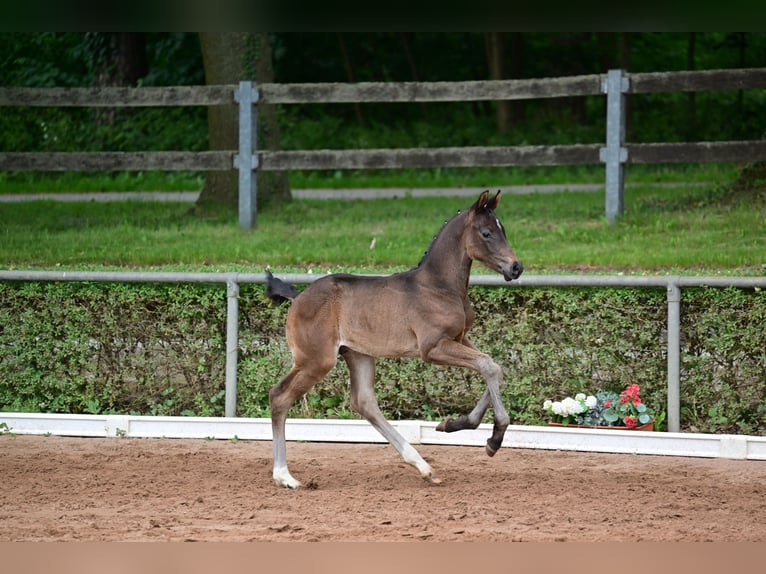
[435,338,492,438]
[435,388,491,431]
[427,339,510,457]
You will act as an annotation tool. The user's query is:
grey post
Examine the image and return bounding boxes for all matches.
[225,278,240,417]
[666,282,681,432]
[600,69,629,223]
[234,81,259,230]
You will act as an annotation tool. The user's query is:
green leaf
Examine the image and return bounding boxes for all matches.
[603,408,619,423]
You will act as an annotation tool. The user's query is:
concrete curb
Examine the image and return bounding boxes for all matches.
[2,412,764,461]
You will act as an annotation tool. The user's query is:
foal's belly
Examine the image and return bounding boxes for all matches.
[338,319,422,359]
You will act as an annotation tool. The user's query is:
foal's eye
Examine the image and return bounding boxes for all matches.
[481,229,492,239]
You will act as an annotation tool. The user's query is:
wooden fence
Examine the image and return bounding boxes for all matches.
[2,68,766,227]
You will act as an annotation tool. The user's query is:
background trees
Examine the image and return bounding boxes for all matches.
[1,33,765,204]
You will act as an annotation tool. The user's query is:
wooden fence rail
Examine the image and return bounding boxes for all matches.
[2,69,763,105]
[3,141,766,173]
[2,67,766,227]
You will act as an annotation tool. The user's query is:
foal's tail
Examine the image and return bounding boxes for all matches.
[265,269,300,305]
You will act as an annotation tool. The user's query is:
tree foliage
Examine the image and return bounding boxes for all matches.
[2,33,766,203]
[2,33,765,152]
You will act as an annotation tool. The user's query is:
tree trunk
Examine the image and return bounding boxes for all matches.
[88,33,148,129]
[336,33,365,125]
[507,32,525,123]
[484,32,511,133]
[117,33,148,86]
[196,32,290,216]
[397,32,427,117]
[88,32,148,87]
[619,33,633,141]
[687,32,697,140]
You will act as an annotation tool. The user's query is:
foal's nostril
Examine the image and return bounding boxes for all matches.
[512,261,524,277]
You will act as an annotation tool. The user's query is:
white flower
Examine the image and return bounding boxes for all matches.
[585,395,598,409]
[543,400,553,411]
[560,397,585,416]
[575,393,586,402]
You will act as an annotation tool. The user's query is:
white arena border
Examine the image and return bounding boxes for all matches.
[2,412,765,461]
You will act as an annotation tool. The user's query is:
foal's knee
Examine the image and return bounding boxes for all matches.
[477,356,503,383]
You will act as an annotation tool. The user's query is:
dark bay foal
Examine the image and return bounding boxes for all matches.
[266,190,523,488]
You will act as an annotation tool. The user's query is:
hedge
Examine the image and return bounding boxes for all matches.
[1,280,764,435]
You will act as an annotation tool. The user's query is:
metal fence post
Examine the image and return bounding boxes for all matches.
[666,282,681,432]
[600,69,629,223]
[225,278,240,417]
[234,81,259,230]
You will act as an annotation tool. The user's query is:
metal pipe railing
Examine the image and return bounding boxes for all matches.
[2,270,764,429]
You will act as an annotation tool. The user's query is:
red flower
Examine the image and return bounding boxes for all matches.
[604,399,612,408]
[624,416,638,428]
[633,397,642,406]
[620,395,629,404]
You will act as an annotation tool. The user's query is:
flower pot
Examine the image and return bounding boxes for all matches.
[548,421,654,432]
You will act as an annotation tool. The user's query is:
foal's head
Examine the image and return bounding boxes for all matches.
[465,190,524,281]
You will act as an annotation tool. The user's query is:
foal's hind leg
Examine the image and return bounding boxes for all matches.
[342,349,440,484]
[269,359,334,489]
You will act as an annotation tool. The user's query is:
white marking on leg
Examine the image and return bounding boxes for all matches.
[400,442,434,478]
[273,466,302,489]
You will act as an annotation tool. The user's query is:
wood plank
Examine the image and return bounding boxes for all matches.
[3,68,765,109]
[5,142,763,173]
[3,69,763,109]
[0,151,234,171]
[0,86,235,107]
[259,76,603,103]
[259,145,601,170]
[630,68,766,94]
[627,141,766,164]
[0,77,602,107]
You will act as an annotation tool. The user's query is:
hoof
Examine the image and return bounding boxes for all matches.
[485,438,502,457]
[275,479,302,490]
[425,473,443,485]
[435,417,451,432]
[273,468,302,490]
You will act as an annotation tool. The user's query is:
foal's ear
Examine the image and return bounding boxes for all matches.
[474,190,501,212]
[474,190,490,211]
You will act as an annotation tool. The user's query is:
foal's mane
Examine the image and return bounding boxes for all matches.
[413,209,467,269]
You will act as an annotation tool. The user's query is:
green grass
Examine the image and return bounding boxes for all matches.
[1,176,764,274]
[289,163,736,190]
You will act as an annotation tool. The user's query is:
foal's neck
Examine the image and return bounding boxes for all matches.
[415,212,472,295]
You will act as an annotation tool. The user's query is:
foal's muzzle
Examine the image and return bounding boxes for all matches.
[502,261,524,281]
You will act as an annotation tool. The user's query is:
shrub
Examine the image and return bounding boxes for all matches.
[0,281,763,435]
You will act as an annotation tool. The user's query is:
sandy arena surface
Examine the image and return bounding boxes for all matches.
[2,435,765,542]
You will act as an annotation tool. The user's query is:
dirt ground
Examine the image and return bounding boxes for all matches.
[2,434,765,542]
